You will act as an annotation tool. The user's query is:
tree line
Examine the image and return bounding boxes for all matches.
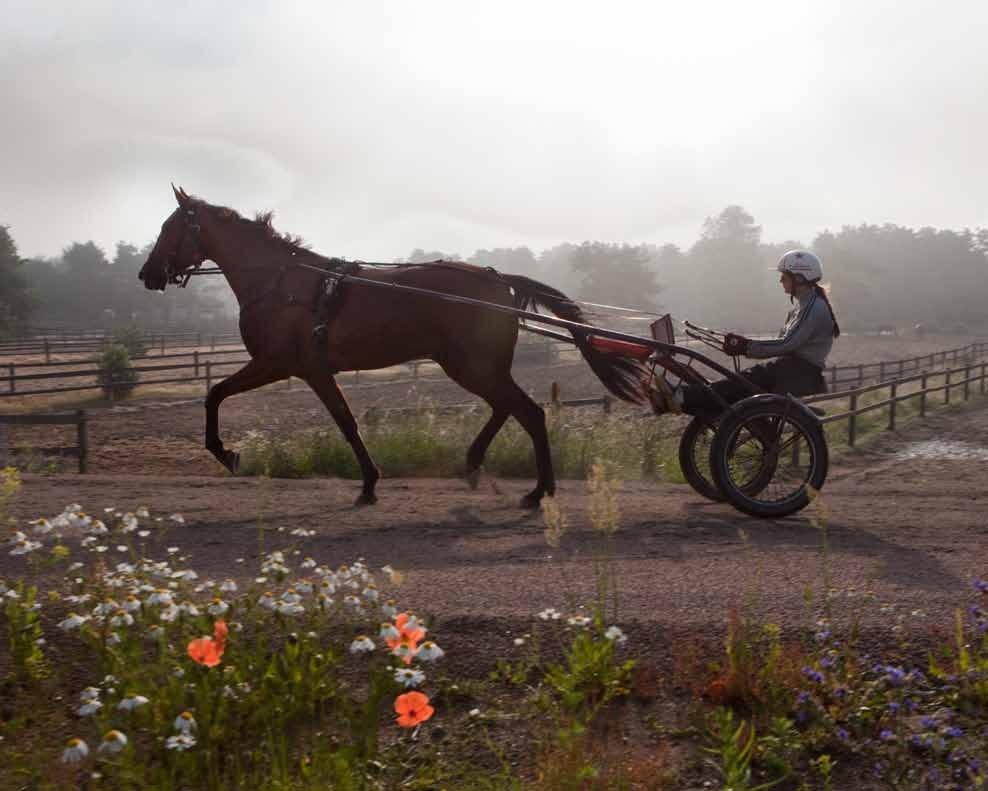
[2,206,987,340]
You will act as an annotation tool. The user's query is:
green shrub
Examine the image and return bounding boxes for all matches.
[110,324,148,358]
[96,343,138,399]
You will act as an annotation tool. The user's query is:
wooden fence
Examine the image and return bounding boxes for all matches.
[0,411,88,472]
[0,331,243,362]
[805,361,988,446]
[1,338,985,402]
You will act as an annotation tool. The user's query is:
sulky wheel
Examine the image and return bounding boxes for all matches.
[678,416,724,501]
[709,395,828,519]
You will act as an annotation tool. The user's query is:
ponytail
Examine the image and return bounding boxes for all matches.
[814,283,840,339]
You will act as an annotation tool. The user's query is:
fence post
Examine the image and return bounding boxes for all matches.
[965,365,971,401]
[830,367,837,389]
[160,336,165,355]
[194,351,200,378]
[76,410,87,474]
[982,362,986,396]
[888,382,897,430]
[44,338,50,363]
[211,335,216,351]
[899,359,904,378]
[920,373,927,417]
[205,361,212,393]
[858,364,864,388]
[848,392,858,446]
[945,370,951,404]
[7,363,13,394]
[879,361,886,382]
[197,331,202,347]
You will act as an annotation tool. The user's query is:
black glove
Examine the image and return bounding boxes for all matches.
[722,333,750,357]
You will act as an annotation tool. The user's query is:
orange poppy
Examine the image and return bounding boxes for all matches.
[394,691,434,727]
[386,614,425,664]
[187,636,224,667]
[213,619,229,645]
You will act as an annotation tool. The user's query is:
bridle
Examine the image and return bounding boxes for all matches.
[164,206,220,287]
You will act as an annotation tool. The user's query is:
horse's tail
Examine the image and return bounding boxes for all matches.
[501,274,648,405]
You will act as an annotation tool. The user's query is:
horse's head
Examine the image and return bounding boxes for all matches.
[139,185,206,291]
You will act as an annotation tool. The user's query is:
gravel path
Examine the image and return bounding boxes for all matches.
[4,399,987,646]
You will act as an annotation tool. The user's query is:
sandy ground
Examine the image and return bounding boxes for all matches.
[2,396,987,646]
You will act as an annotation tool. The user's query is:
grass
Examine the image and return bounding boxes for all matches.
[236,409,687,483]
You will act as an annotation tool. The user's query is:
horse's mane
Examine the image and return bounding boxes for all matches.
[190,196,314,259]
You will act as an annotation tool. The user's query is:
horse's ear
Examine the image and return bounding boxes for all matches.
[172,184,189,208]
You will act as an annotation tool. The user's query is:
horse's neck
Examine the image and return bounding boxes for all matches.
[204,223,285,308]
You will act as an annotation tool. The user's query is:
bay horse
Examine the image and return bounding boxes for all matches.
[139,187,648,507]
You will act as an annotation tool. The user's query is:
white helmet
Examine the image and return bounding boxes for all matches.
[776,249,823,282]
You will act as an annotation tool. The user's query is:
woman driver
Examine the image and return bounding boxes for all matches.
[653,249,840,415]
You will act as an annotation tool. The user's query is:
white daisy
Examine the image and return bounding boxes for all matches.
[58,613,90,631]
[380,622,400,641]
[207,598,229,616]
[349,635,375,654]
[174,711,197,733]
[219,579,238,593]
[165,734,197,751]
[77,699,102,717]
[117,693,149,711]
[97,730,128,754]
[537,608,562,621]
[416,641,445,662]
[394,667,426,688]
[61,738,89,763]
[109,610,134,628]
[604,626,627,644]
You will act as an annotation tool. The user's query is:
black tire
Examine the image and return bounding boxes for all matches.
[710,397,828,519]
[678,417,723,501]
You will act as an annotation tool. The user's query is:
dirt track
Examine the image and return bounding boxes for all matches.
[3,396,988,648]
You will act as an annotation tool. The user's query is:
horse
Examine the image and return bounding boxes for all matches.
[139,186,648,507]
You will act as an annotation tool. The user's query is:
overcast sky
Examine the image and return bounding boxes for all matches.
[2,0,987,261]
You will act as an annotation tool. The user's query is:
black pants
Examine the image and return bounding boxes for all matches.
[681,356,826,417]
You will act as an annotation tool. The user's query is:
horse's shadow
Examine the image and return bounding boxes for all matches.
[296,500,959,595]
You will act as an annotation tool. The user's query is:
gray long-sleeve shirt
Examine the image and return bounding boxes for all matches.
[747,289,835,368]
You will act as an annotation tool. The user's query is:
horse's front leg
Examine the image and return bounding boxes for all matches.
[303,371,380,506]
[205,359,283,473]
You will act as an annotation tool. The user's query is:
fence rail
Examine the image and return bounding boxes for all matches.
[805,361,988,446]
[1,336,984,403]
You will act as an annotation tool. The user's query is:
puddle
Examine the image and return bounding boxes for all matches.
[895,439,988,461]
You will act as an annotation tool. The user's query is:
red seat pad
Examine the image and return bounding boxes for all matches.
[588,336,653,360]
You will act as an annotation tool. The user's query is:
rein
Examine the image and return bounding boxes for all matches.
[179,258,661,320]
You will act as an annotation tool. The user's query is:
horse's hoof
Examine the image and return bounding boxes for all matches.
[354,492,378,507]
[224,451,240,474]
[519,492,543,510]
[465,467,482,490]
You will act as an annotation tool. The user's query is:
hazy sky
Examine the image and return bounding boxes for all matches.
[3,0,987,261]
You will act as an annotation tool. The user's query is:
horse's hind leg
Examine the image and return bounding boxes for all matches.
[465,409,509,488]
[303,371,380,506]
[437,355,554,508]
[205,358,284,473]
[502,382,555,508]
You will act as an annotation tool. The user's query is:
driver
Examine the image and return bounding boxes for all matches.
[652,249,840,415]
